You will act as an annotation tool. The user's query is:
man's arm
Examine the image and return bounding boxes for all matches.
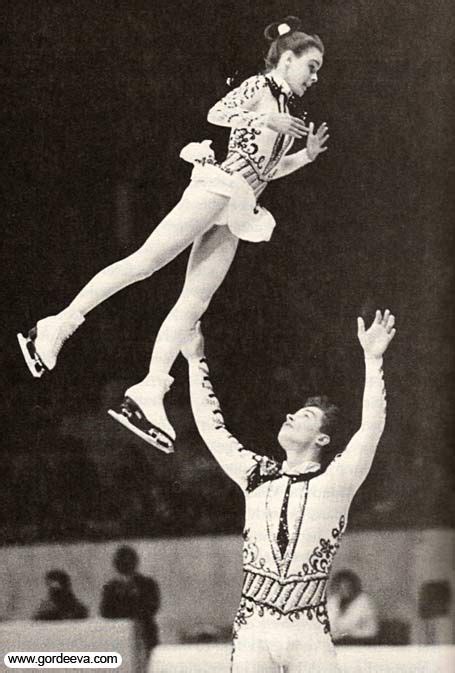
[328,310,396,493]
[182,324,268,491]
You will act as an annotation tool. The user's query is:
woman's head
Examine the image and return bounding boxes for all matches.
[264,16,324,97]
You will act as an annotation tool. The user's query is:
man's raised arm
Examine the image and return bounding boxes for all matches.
[328,310,396,493]
[182,323,266,491]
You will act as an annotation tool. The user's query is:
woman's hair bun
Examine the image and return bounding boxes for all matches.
[264,16,303,42]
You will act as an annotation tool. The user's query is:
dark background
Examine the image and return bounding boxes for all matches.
[1,0,453,543]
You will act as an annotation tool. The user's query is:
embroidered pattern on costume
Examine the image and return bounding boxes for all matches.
[301,515,346,575]
[197,358,261,458]
[246,455,281,493]
[235,516,347,637]
[229,127,264,169]
[214,75,269,128]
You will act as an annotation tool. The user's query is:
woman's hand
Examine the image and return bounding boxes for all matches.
[306,122,329,161]
[265,112,309,138]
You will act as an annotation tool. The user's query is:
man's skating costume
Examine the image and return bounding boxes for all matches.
[187,354,386,672]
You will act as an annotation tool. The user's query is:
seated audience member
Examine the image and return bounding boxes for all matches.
[328,570,379,644]
[100,545,160,654]
[34,569,88,620]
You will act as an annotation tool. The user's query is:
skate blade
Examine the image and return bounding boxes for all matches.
[17,332,46,378]
[108,409,175,454]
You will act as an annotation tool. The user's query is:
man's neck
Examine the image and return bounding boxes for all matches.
[284,446,322,469]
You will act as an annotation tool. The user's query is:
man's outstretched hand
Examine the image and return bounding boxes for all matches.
[357,310,396,359]
[181,321,205,360]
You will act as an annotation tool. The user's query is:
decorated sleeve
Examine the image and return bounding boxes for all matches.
[207,75,270,129]
[327,357,386,496]
[188,357,276,491]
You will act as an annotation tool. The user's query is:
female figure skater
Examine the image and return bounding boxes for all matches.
[18,16,329,453]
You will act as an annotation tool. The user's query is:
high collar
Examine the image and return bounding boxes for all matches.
[266,71,293,98]
[281,459,321,477]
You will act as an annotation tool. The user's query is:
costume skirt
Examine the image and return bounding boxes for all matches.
[180,140,276,243]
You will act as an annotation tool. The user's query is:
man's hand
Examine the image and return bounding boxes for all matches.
[181,321,205,360]
[357,310,396,359]
[306,122,329,161]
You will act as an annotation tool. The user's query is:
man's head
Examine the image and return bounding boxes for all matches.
[331,570,362,602]
[45,569,72,599]
[277,395,339,460]
[113,545,139,576]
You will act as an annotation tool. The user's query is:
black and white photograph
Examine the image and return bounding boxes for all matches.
[1,1,453,671]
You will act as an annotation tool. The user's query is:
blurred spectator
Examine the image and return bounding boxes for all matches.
[34,570,88,621]
[327,570,379,644]
[100,545,160,654]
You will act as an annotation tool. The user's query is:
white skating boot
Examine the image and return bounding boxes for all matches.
[108,374,175,453]
[17,310,85,378]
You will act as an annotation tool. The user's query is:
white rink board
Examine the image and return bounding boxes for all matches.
[152,644,454,673]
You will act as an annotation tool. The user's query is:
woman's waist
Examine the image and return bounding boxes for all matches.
[221,151,270,196]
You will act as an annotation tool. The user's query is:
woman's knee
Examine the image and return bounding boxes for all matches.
[176,291,211,319]
[118,250,157,282]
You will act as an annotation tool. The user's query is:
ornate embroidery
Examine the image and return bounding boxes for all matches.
[301,516,346,576]
[216,75,269,129]
[234,516,346,639]
[233,594,330,634]
[246,455,281,493]
[229,127,264,168]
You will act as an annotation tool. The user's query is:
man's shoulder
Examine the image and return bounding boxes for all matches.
[246,454,281,493]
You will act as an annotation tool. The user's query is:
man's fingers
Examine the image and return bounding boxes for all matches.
[382,309,391,324]
[357,317,365,334]
[374,310,382,324]
[389,328,397,340]
[386,314,395,332]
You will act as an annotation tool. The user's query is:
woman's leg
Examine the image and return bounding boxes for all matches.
[68,188,229,316]
[148,223,239,377]
[18,186,229,376]
[113,225,239,451]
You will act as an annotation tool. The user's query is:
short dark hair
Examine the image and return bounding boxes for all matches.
[46,569,71,590]
[332,569,362,597]
[113,545,139,575]
[303,395,339,437]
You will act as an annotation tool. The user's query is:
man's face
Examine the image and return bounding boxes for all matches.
[337,579,354,600]
[278,405,328,449]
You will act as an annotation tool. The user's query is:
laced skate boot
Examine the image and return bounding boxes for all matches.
[108,374,175,453]
[17,310,85,378]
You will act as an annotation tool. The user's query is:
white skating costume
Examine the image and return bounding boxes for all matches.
[17,71,315,452]
[187,354,386,672]
[181,72,313,243]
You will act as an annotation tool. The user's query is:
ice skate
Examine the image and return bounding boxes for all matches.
[17,311,84,378]
[108,374,175,453]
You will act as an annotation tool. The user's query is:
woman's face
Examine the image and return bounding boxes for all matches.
[284,47,323,98]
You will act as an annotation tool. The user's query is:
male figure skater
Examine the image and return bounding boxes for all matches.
[182,310,395,672]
